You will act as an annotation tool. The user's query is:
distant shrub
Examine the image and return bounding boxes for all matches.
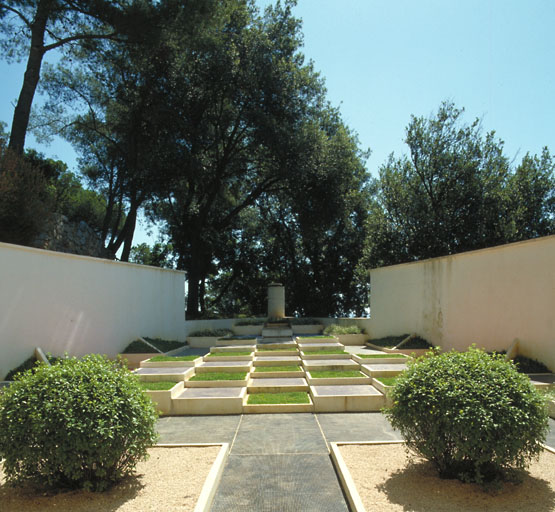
[384,347,548,485]
[188,328,233,337]
[142,337,186,352]
[0,355,158,491]
[323,324,362,335]
[121,339,158,354]
[399,335,433,349]
[234,318,266,326]
[368,335,409,348]
[513,355,551,374]
[290,318,322,325]
[4,356,37,381]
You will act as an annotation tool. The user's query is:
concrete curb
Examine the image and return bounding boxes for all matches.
[156,443,230,512]
[330,440,405,512]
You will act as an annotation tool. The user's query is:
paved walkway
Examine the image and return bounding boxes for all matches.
[157,412,402,512]
[157,414,555,512]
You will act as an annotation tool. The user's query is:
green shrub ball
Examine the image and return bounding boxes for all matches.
[0,355,158,491]
[384,347,548,485]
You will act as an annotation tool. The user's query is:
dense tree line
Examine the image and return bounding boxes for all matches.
[0,2,553,318]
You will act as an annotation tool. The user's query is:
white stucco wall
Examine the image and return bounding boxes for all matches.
[0,242,185,379]
[369,235,555,369]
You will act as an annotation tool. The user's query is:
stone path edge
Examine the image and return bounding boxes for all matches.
[156,443,230,512]
[330,440,404,512]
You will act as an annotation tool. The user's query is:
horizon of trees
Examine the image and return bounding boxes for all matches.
[1,1,553,318]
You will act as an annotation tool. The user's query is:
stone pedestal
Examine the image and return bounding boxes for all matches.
[267,283,285,319]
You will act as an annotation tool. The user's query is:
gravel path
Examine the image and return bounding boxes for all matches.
[340,443,555,512]
[0,446,220,512]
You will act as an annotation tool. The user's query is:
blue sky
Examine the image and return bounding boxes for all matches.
[1,0,554,244]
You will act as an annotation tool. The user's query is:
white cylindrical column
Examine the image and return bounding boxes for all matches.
[267,283,285,319]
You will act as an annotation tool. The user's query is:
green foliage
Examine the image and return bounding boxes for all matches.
[205,351,252,357]
[254,366,301,372]
[190,372,247,381]
[301,348,346,355]
[376,376,399,386]
[247,392,310,404]
[384,347,548,485]
[290,318,322,325]
[130,242,175,269]
[368,335,409,348]
[323,324,362,335]
[188,329,233,337]
[139,381,176,391]
[257,346,298,352]
[121,339,159,354]
[147,355,199,362]
[0,355,158,491]
[234,318,267,326]
[309,370,364,378]
[4,356,38,381]
[0,140,53,245]
[513,355,551,374]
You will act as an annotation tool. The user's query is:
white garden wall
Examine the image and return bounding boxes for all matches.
[369,235,555,369]
[0,242,185,379]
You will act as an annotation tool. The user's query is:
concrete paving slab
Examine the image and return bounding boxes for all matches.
[303,359,359,369]
[316,412,403,442]
[177,387,244,398]
[134,367,191,375]
[210,454,349,512]
[156,415,241,444]
[248,378,307,387]
[255,356,301,362]
[547,418,555,450]
[199,361,251,367]
[231,413,328,454]
[312,384,382,396]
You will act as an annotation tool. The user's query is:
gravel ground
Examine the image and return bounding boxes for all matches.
[0,446,220,512]
[340,443,555,512]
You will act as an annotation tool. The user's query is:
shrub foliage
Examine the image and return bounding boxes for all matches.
[384,347,548,484]
[323,324,362,335]
[0,355,158,491]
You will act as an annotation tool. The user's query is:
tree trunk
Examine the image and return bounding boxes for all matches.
[8,0,53,154]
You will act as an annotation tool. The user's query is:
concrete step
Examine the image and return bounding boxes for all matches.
[216,338,258,346]
[196,361,253,373]
[247,377,309,393]
[310,384,384,412]
[172,387,246,414]
[360,363,408,378]
[242,394,314,414]
[302,359,360,372]
[300,352,351,360]
[254,355,302,366]
[262,328,293,337]
[295,336,339,344]
[133,367,194,382]
[298,343,345,351]
[305,370,372,386]
[210,345,256,353]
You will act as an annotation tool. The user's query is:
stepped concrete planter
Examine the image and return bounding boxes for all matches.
[300,351,351,360]
[247,377,309,393]
[361,363,407,378]
[243,395,314,414]
[255,349,299,357]
[134,367,195,383]
[187,336,220,348]
[184,374,249,388]
[305,371,371,386]
[250,370,305,378]
[232,325,263,336]
[211,345,256,353]
[217,337,256,347]
[292,324,324,335]
[335,334,368,346]
[119,353,160,370]
[371,377,395,407]
[172,387,246,415]
[296,336,338,343]
[366,343,429,357]
[203,353,254,362]
[143,381,184,415]
[141,357,203,368]
[351,354,409,365]
[310,384,384,412]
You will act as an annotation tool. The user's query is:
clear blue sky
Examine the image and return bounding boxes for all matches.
[1,0,554,244]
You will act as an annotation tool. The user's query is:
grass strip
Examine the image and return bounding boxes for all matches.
[298,335,335,339]
[376,376,399,386]
[302,349,347,355]
[309,370,364,378]
[148,355,200,362]
[190,372,247,381]
[205,351,252,357]
[357,353,407,359]
[139,381,176,391]
[247,391,310,404]
[257,346,297,352]
[254,366,301,372]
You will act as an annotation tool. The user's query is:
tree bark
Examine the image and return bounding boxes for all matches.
[8,0,53,154]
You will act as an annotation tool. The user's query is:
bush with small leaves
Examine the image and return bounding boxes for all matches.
[323,324,362,335]
[0,355,158,491]
[384,347,548,485]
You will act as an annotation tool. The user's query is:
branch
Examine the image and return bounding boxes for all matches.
[0,4,32,28]
[43,31,123,52]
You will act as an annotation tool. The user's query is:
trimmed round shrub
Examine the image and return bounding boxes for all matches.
[384,347,548,485]
[0,354,158,491]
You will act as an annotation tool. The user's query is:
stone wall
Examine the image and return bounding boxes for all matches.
[33,213,112,259]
